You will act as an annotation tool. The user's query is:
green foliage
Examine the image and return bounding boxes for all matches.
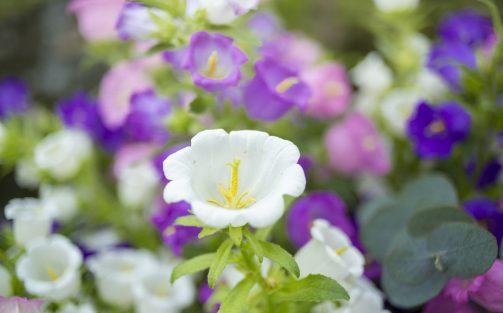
[218,276,255,313]
[244,229,264,262]
[171,253,215,283]
[257,241,300,278]
[360,174,499,308]
[272,274,349,303]
[228,227,243,247]
[199,227,222,239]
[208,240,234,288]
[175,215,205,227]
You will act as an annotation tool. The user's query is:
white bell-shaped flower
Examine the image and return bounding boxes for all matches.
[40,184,79,222]
[4,198,54,247]
[381,89,420,136]
[163,129,306,228]
[16,235,83,301]
[133,263,195,313]
[187,0,259,25]
[118,160,159,209]
[0,265,12,297]
[87,249,157,308]
[351,52,393,95]
[15,158,41,189]
[34,129,92,181]
[57,303,96,313]
[295,219,364,287]
[373,0,419,13]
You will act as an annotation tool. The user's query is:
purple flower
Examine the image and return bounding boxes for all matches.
[466,157,502,190]
[248,12,281,42]
[57,92,125,151]
[0,77,29,118]
[198,282,213,304]
[150,200,200,256]
[164,32,248,92]
[438,10,493,48]
[424,294,479,313]
[298,155,313,178]
[407,101,471,158]
[243,58,311,121]
[0,297,43,313]
[470,260,503,312]
[116,2,161,41]
[153,144,188,183]
[123,89,171,144]
[463,198,503,245]
[287,192,356,248]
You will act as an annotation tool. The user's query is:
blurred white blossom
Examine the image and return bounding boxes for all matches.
[351,52,393,95]
[381,89,420,136]
[40,184,79,222]
[58,303,96,313]
[15,158,41,189]
[373,0,419,12]
[187,0,259,25]
[118,160,159,209]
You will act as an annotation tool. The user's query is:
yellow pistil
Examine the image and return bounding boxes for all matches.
[275,77,299,93]
[335,246,349,256]
[324,81,342,98]
[204,51,220,79]
[428,120,445,135]
[46,266,59,281]
[362,136,377,151]
[163,226,176,237]
[207,158,256,209]
[155,284,169,297]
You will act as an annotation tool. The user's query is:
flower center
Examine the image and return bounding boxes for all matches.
[203,51,223,79]
[155,283,169,297]
[275,77,299,94]
[428,120,445,135]
[163,226,176,237]
[324,81,342,98]
[46,266,59,281]
[362,135,377,151]
[207,158,256,210]
[335,246,349,256]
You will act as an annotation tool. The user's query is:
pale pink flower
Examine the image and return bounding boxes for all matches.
[0,297,43,313]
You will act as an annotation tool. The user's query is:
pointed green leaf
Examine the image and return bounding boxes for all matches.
[258,241,299,278]
[229,227,243,246]
[244,229,263,262]
[171,253,215,283]
[175,215,204,227]
[208,239,234,288]
[272,274,349,303]
[218,276,255,313]
[199,227,221,239]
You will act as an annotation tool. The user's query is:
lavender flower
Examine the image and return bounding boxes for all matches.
[0,77,29,118]
[407,101,471,158]
[287,192,356,248]
[164,32,248,92]
[116,2,163,41]
[0,297,43,313]
[153,144,188,184]
[123,89,171,144]
[466,157,502,190]
[463,198,503,245]
[438,10,493,48]
[150,200,200,256]
[243,58,311,121]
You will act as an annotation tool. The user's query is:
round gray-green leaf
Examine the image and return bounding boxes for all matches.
[398,174,458,212]
[407,206,474,237]
[427,223,497,278]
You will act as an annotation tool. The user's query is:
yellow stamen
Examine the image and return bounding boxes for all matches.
[204,51,219,79]
[155,284,169,297]
[428,120,445,135]
[46,267,59,281]
[207,158,255,209]
[335,247,349,256]
[163,226,176,236]
[275,77,299,93]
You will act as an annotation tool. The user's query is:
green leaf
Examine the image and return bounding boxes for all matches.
[255,226,273,241]
[228,227,243,246]
[175,215,204,227]
[244,229,263,262]
[218,276,255,313]
[357,196,394,227]
[208,239,234,288]
[426,223,497,278]
[199,227,221,239]
[272,274,349,303]
[171,253,215,283]
[258,241,300,278]
[382,265,447,309]
[407,207,474,237]
[398,174,458,212]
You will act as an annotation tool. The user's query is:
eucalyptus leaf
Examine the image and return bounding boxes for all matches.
[426,223,497,278]
[258,240,300,278]
[272,274,349,303]
[407,207,474,237]
[398,174,458,212]
[208,239,234,288]
[357,196,393,227]
[171,253,215,283]
[218,276,255,313]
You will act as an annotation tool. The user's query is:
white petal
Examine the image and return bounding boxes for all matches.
[276,164,306,197]
[163,179,195,203]
[163,147,194,181]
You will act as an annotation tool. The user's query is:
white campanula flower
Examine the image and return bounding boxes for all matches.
[351,52,392,95]
[15,158,41,189]
[133,263,195,313]
[77,229,121,255]
[87,249,157,308]
[381,89,420,136]
[116,3,167,42]
[373,0,419,13]
[40,185,79,222]
[415,68,448,101]
[57,303,96,313]
[295,219,364,287]
[118,160,159,209]
[187,0,259,25]
[4,198,54,247]
[16,235,83,301]
[163,129,306,228]
[313,277,390,313]
[34,129,92,181]
[0,265,12,297]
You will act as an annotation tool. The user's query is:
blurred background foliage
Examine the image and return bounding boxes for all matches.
[0,0,502,207]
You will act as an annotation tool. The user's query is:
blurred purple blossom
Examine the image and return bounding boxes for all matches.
[0,77,29,118]
[463,197,503,245]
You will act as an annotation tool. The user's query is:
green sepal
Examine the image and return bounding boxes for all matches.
[208,239,234,288]
[171,253,215,283]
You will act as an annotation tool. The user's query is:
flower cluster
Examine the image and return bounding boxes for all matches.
[0,0,502,312]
